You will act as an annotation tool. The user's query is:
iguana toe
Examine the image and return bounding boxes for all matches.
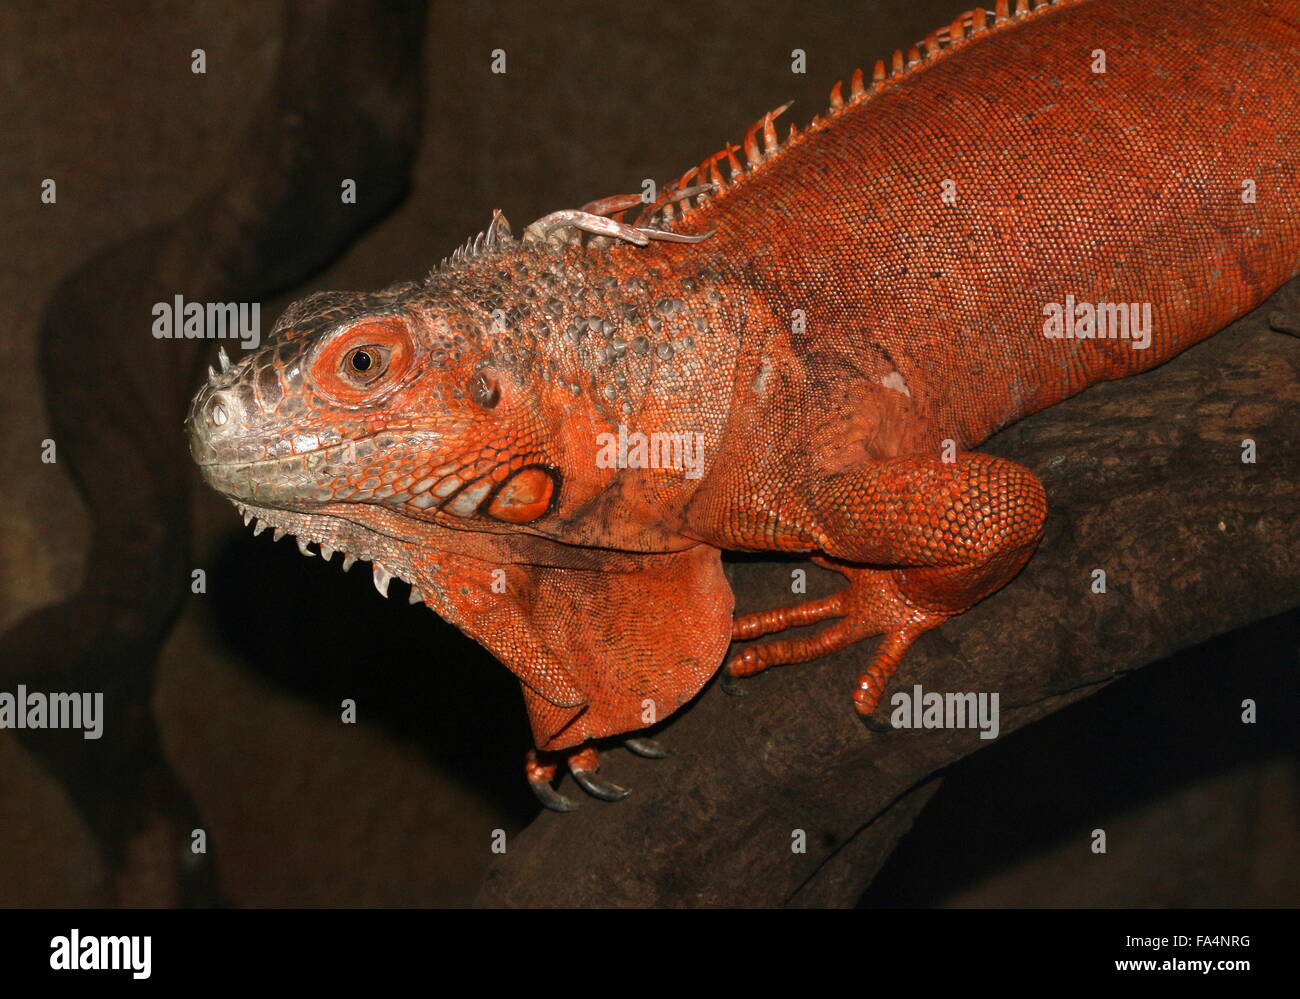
[525,748,581,812]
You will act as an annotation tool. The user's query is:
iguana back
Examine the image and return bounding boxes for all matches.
[660,0,1300,453]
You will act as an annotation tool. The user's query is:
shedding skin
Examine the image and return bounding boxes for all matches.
[188,0,1300,807]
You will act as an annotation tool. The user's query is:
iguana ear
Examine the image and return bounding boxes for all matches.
[410,543,733,749]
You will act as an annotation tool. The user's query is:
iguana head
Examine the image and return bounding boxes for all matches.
[192,282,553,502]
[187,206,732,590]
[185,275,569,591]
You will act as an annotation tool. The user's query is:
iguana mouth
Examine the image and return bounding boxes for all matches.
[191,421,456,513]
[191,432,381,471]
[225,499,425,604]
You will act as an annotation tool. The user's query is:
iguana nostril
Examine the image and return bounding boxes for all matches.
[207,396,230,427]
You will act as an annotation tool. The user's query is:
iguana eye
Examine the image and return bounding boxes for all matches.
[342,345,390,386]
[309,317,413,404]
[470,369,501,409]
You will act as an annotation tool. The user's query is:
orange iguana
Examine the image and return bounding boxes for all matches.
[187,0,1300,809]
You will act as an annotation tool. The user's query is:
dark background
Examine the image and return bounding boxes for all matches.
[0,0,1295,907]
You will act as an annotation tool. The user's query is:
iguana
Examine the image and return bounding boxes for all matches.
[187,0,1300,810]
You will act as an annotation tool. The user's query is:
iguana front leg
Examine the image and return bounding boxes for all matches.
[402,540,730,809]
[724,452,1047,725]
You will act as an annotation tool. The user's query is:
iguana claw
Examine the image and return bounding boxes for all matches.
[529,780,581,812]
[718,668,747,697]
[526,744,631,811]
[525,748,581,811]
[571,769,631,802]
[717,655,748,697]
[568,745,630,801]
[624,736,670,759]
[858,711,893,733]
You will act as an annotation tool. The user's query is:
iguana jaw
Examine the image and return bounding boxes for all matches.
[218,496,428,603]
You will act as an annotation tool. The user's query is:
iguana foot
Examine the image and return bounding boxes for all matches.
[526,744,631,811]
[724,454,1046,724]
[722,566,948,717]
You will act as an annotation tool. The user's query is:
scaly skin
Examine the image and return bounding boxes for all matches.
[187,0,1300,808]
